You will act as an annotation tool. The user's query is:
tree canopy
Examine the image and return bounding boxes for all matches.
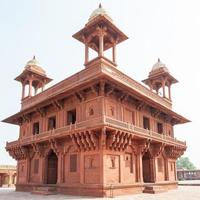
[176,157,196,170]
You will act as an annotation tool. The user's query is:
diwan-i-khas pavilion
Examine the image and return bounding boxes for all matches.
[3,4,189,197]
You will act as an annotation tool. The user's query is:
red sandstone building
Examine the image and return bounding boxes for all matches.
[3,4,189,197]
[0,165,16,187]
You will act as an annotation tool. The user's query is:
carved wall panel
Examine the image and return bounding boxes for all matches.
[84,154,100,184]
[105,154,120,184]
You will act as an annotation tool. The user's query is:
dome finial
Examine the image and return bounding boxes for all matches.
[99,3,102,8]
[33,55,36,60]
[158,58,160,62]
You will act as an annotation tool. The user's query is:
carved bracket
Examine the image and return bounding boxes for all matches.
[107,130,133,151]
[70,131,98,152]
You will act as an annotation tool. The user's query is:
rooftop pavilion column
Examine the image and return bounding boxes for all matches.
[21,82,25,99]
[42,80,46,92]
[28,79,33,97]
[112,43,116,64]
[162,79,166,98]
[168,84,171,100]
[97,27,106,57]
[85,44,89,64]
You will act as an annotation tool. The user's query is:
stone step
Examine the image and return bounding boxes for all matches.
[31,186,57,195]
[31,190,57,195]
[143,185,167,194]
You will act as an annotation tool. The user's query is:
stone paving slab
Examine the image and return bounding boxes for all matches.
[179,180,200,185]
[0,186,200,200]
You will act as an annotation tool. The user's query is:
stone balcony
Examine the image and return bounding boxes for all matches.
[6,115,186,149]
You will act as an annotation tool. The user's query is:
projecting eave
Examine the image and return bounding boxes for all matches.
[2,112,22,125]
[73,15,128,52]
[15,69,52,84]
[2,61,190,126]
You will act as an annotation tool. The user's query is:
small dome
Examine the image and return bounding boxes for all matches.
[25,56,46,75]
[151,58,169,73]
[89,3,112,22]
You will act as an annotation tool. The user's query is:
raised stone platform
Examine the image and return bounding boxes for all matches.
[31,185,57,195]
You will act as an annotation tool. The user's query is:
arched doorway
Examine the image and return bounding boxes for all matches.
[47,151,58,184]
[142,151,154,183]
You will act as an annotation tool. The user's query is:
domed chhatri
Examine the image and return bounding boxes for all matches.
[14,56,52,99]
[151,58,169,73]
[142,58,178,100]
[88,3,113,22]
[73,3,128,67]
[25,56,46,76]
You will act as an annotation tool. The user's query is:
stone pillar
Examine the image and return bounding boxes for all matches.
[162,80,166,98]
[28,79,33,97]
[80,152,84,184]
[164,158,169,181]
[151,158,157,182]
[22,83,25,99]
[35,86,39,95]
[26,158,31,183]
[57,153,64,184]
[85,44,89,64]
[40,156,46,184]
[112,44,116,64]
[168,84,171,100]
[174,162,177,181]
[99,128,106,185]
[8,174,13,186]
[136,152,143,182]
[98,32,104,57]
[16,163,20,184]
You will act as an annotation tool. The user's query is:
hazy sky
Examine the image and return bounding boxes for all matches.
[0,0,199,167]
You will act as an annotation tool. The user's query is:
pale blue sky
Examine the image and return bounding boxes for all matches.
[0,0,200,167]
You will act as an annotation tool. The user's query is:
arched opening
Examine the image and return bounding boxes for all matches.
[47,150,58,184]
[142,151,154,183]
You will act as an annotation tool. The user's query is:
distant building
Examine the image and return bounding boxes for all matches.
[3,4,189,197]
[0,165,16,187]
[177,169,200,180]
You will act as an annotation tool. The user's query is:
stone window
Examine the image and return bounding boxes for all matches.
[157,122,163,134]
[89,107,94,116]
[48,116,56,130]
[157,158,163,172]
[125,153,133,173]
[70,154,77,172]
[89,158,94,168]
[34,159,39,174]
[67,109,76,125]
[33,122,40,135]
[143,117,150,130]
[110,157,116,169]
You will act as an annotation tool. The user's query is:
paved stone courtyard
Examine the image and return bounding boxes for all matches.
[0,186,200,200]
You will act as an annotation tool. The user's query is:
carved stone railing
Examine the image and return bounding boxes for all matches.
[102,65,172,109]
[104,116,186,147]
[6,115,186,149]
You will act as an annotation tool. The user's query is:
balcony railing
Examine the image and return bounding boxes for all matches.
[6,115,186,148]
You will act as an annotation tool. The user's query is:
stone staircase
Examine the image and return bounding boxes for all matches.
[143,185,167,194]
[31,185,57,195]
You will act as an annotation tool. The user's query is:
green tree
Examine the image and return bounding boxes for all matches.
[176,157,196,170]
